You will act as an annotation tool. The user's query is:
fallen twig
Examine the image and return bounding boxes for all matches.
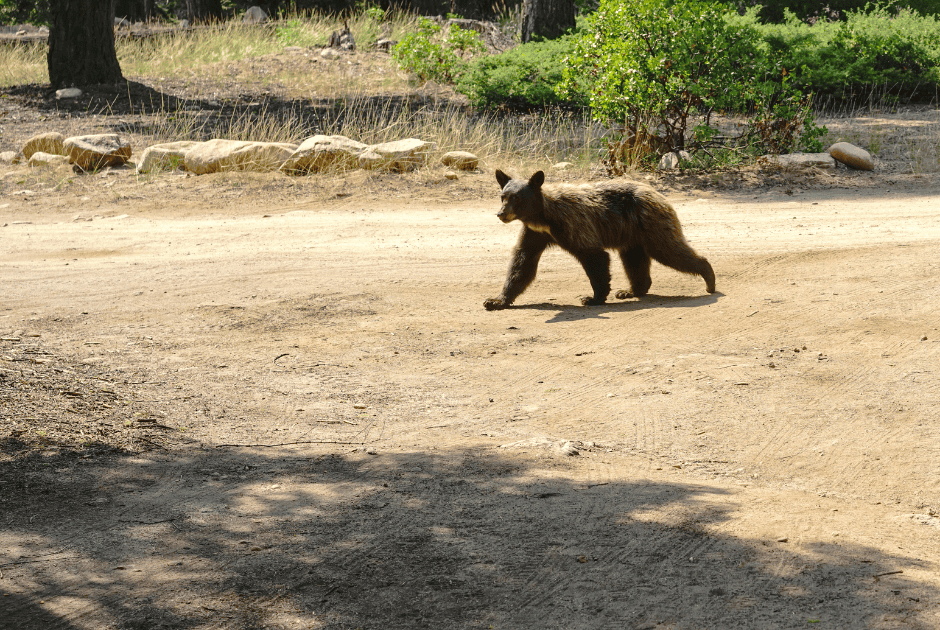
[136,436,167,450]
[215,440,364,448]
[312,419,358,425]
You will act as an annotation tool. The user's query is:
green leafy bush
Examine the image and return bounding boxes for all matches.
[559,0,824,169]
[749,0,940,23]
[391,17,485,84]
[753,5,940,101]
[457,36,583,111]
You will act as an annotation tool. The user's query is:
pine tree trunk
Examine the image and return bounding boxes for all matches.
[521,0,576,43]
[48,0,124,89]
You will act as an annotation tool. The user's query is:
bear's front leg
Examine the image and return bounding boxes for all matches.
[485,228,551,310]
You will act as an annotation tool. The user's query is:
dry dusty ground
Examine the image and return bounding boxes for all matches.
[2,112,940,628]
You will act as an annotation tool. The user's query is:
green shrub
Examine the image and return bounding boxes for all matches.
[391,17,485,84]
[560,0,824,169]
[750,0,940,23]
[457,36,583,111]
[752,5,940,102]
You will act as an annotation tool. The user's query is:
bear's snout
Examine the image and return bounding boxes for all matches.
[497,210,515,223]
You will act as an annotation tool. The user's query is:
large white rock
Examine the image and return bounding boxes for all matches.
[759,153,835,169]
[27,151,70,168]
[136,141,203,173]
[441,150,478,171]
[243,6,267,24]
[64,134,132,170]
[829,142,874,170]
[358,138,433,172]
[280,135,369,174]
[23,132,65,159]
[185,139,298,175]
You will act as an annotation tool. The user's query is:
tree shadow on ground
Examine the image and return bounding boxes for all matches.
[0,442,935,629]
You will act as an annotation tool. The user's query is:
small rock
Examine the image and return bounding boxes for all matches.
[557,441,580,456]
[55,87,83,99]
[551,161,574,170]
[444,170,458,180]
[441,150,478,171]
[27,152,69,168]
[320,48,340,60]
[829,142,874,170]
[0,151,20,164]
[657,150,691,171]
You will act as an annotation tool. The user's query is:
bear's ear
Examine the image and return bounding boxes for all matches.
[528,171,545,190]
[495,169,510,189]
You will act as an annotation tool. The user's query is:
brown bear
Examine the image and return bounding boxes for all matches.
[484,170,715,310]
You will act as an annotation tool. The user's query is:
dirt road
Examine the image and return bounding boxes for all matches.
[2,171,940,629]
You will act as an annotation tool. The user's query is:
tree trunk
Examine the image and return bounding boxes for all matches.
[184,0,224,22]
[48,0,124,89]
[521,0,576,43]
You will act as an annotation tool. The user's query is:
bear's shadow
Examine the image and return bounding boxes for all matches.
[514,291,723,323]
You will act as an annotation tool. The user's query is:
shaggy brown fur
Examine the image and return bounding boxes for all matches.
[484,170,716,310]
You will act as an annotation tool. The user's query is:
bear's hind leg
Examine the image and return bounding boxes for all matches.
[573,249,611,306]
[646,240,716,294]
[616,245,652,299]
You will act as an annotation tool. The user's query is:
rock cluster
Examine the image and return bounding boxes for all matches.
[9,131,481,178]
[11,132,132,171]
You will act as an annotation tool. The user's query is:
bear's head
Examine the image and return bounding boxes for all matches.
[494,170,544,224]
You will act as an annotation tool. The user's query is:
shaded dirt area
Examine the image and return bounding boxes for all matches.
[2,66,940,627]
[2,163,940,628]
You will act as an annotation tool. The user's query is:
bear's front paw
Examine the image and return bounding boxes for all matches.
[580,296,606,306]
[484,298,508,311]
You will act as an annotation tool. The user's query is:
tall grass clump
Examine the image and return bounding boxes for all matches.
[315,96,607,169]
[139,103,313,145]
[0,41,46,87]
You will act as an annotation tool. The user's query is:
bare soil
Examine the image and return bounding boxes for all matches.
[2,73,940,628]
